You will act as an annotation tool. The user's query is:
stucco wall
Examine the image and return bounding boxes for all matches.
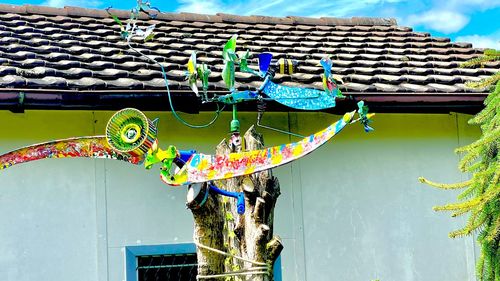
[0,110,479,281]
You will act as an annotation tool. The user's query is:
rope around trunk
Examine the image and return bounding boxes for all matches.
[194,241,271,279]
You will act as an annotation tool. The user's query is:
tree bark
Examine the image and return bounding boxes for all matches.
[187,126,283,280]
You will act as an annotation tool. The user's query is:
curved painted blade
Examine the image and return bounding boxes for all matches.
[163,111,355,186]
[262,80,336,110]
[0,136,144,170]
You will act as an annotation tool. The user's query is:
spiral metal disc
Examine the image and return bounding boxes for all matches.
[106,108,158,158]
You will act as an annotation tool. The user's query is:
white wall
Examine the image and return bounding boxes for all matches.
[0,110,479,281]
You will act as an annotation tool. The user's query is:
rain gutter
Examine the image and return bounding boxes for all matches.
[0,89,488,114]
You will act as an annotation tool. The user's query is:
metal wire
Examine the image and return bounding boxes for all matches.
[127,42,223,129]
[256,98,305,138]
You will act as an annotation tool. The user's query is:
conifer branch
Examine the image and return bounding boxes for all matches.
[457,184,478,201]
[449,210,486,238]
[465,73,500,89]
[418,177,471,189]
[460,49,500,68]
[485,216,500,242]
[419,51,500,280]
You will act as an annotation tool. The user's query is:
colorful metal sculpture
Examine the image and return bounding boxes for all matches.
[0,108,373,181]
[357,101,375,132]
[153,111,359,186]
[106,0,159,42]
[0,136,142,170]
[3,0,376,216]
[320,57,344,99]
[106,108,158,158]
[209,183,245,215]
[107,1,349,136]
[179,37,348,136]
[185,36,345,111]
[0,107,373,214]
[261,80,336,110]
[221,35,238,91]
[185,52,211,100]
[0,108,155,170]
[186,182,245,215]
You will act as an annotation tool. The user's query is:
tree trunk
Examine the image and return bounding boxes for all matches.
[187,126,283,280]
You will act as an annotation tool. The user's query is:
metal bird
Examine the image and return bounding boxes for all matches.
[320,57,345,98]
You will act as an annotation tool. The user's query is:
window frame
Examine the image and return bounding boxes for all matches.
[125,243,282,281]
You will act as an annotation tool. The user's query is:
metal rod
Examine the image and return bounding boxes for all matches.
[256,120,305,138]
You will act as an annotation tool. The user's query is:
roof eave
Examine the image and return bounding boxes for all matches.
[0,89,487,114]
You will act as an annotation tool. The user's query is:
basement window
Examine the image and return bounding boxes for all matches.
[137,252,197,281]
[125,243,197,281]
[125,243,282,281]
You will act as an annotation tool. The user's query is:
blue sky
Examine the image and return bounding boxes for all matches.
[3,0,499,49]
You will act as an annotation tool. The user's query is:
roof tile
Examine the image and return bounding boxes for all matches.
[0,4,495,94]
[344,82,376,91]
[373,83,400,92]
[0,66,17,75]
[26,76,67,88]
[0,74,27,87]
[60,68,93,78]
[68,77,106,89]
[428,83,459,92]
[25,5,65,16]
[107,78,144,89]
[400,83,431,92]
[0,5,26,14]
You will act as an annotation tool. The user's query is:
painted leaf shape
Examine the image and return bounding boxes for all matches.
[187,52,197,75]
[222,61,235,90]
[222,35,237,61]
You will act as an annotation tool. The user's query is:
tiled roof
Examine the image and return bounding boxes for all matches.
[0,4,497,101]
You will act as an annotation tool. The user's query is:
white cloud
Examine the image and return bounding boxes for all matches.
[176,0,405,17]
[176,0,224,14]
[455,34,500,49]
[446,0,500,11]
[43,0,103,8]
[406,10,469,34]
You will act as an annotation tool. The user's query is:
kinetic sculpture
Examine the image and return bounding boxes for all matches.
[105,0,160,43]
[1,0,376,214]
[0,106,373,176]
[1,2,375,277]
[188,36,344,110]
[0,105,374,211]
[107,3,346,135]
[181,35,347,135]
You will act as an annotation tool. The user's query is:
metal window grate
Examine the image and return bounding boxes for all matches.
[137,253,198,281]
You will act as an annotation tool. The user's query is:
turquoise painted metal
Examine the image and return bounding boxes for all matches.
[261,80,336,110]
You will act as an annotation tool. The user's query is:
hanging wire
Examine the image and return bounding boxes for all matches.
[256,98,305,138]
[127,42,224,129]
